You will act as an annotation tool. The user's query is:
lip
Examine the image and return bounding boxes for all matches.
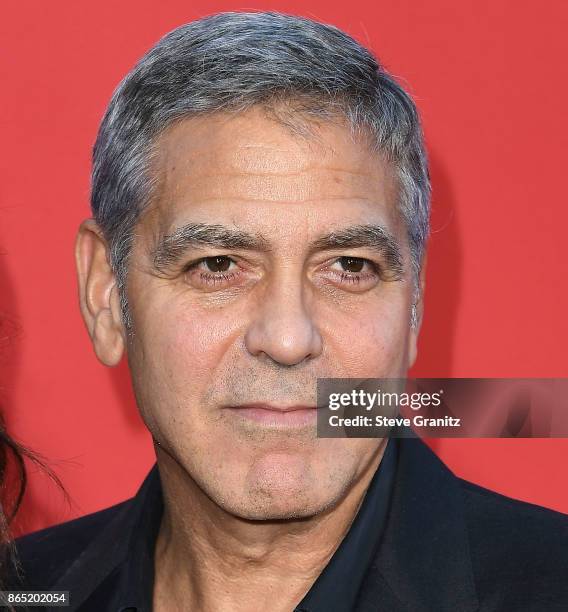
[224,403,318,427]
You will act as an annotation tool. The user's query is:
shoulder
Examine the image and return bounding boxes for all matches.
[9,499,130,590]
[459,477,568,549]
[458,478,568,609]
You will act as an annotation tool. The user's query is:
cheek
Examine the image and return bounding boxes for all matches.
[321,292,412,376]
[127,298,250,457]
[169,310,233,372]
[131,295,246,403]
[169,308,242,379]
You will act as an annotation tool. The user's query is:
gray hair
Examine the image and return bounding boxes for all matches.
[91,11,430,332]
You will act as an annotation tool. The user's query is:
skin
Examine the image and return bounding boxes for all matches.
[75,106,425,611]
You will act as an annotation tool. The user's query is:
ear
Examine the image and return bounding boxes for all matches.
[407,253,427,369]
[75,219,125,366]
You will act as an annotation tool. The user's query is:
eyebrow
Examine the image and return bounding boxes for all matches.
[150,222,404,277]
[151,223,271,272]
[310,224,404,278]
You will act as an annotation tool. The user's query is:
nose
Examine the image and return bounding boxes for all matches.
[244,278,323,366]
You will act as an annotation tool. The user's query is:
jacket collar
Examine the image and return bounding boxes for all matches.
[357,437,479,612]
[50,465,161,611]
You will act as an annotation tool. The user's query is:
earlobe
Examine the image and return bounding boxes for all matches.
[75,219,125,366]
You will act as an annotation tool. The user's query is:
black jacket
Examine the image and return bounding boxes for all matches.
[9,438,568,611]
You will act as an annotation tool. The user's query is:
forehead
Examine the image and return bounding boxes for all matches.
[144,106,401,236]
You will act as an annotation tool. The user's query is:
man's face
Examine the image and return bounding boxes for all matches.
[118,107,421,519]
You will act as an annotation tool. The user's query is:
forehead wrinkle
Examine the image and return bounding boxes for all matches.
[158,169,393,206]
[158,127,388,180]
[169,165,384,180]
[156,109,339,170]
[152,111,394,193]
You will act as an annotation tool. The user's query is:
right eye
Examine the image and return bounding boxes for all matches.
[183,256,241,290]
[199,256,235,273]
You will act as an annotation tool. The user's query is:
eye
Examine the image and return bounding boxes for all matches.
[183,255,240,289]
[335,257,366,273]
[330,256,377,276]
[201,256,234,273]
[326,256,381,290]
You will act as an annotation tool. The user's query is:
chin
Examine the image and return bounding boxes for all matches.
[215,451,348,520]
[227,495,333,522]
[219,476,339,521]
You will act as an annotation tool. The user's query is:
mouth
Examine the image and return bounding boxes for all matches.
[224,403,319,428]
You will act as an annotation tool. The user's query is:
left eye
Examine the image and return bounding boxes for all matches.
[331,257,370,273]
[199,256,235,273]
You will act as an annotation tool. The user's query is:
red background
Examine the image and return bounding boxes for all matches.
[1,1,567,534]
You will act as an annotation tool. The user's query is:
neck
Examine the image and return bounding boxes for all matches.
[153,441,387,612]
